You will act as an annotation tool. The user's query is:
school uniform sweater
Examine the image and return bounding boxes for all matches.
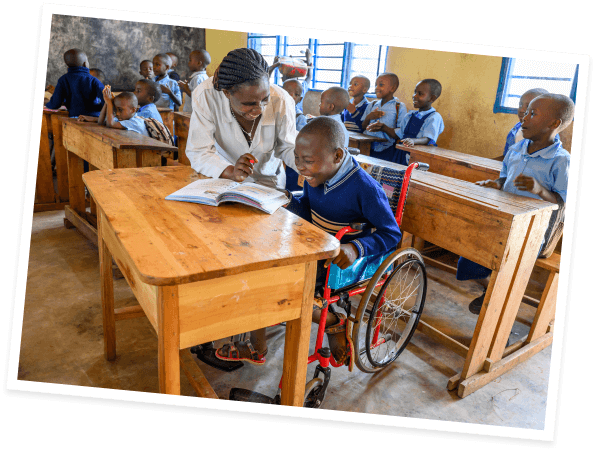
[286,155,402,258]
[45,66,104,118]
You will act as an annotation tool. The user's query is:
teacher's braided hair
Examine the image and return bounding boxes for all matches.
[213,48,269,92]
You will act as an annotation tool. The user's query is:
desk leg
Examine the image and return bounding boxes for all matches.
[67,151,86,216]
[280,261,316,406]
[36,115,55,204]
[98,209,116,361]
[157,285,180,395]
[52,116,69,203]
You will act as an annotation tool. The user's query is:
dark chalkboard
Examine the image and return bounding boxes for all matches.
[46,15,206,91]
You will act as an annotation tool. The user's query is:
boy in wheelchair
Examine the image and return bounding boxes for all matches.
[215,117,402,367]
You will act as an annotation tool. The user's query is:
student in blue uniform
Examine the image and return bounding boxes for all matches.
[458,93,574,315]
[362,72,408,163]
[342,75,371,133]
[153,53,182,110]
[395,78,445,165]
[95,88,151,137]
[134,79,164,122]
[318,86,350,149]
[215,117,402,366]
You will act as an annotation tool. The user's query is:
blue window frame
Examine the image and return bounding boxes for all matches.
[494,57,579,114]
[248,33,387,94]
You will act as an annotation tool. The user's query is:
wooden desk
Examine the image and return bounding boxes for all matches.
[348,132,387,156]
[173,111,191,165]
[398,143,502,183]
[83,166,338,403]
[35,109,69,212]
[62,119,177,244]
[356,154,557,398]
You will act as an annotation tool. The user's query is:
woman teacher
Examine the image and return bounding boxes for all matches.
[186,47,298,189]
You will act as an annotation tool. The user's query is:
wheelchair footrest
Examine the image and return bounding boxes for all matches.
[229,388,279,404]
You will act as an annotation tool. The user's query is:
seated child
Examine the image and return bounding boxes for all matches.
[319,86,351,149]
[395,78,445,165]
[282,78,308,192]
[501,88,559,160]
[362,72,408,163]
[134,79,163,122]
[166,52,181,82]
[96,86,151,137]
[458,93,574,315]
[215,117,402,365]
[342,75,371,133]
[45,48,104,118]
[179,49,211,113]
[139,60,154,80]
[153,53,182,110]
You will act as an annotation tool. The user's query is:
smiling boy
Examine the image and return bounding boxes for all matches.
[458,93,574,314]
[362,72,408,162]
[342,75,371,133]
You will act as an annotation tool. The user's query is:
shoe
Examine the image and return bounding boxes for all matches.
[468,290,486,315]
[215,340,267,366]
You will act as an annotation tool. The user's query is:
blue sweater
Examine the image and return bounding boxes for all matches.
[285,156,402,258]
[45,67,104,118]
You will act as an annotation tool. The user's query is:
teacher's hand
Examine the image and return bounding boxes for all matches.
[231,153,259,182]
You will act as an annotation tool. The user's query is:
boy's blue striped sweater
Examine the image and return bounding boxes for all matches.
[285,157,402,258]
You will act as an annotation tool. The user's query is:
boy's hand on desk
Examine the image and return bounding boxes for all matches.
[366,122,385,133]
[325,243,358,270]
[475,179,502,190]
[232,153,259,182]
[400,138,415,147]
[77,115,96,122]
[513,174,543,195]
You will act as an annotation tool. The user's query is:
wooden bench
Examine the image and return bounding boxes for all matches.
[157,108,174,135]
[356,154,557,398]
[173,111,191,165]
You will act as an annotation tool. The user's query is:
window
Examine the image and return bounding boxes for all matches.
[494,57,579,114]
[248,33,387,94]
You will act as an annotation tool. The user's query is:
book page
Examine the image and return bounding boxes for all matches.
[224,182,288,204]
[165,178,240,204]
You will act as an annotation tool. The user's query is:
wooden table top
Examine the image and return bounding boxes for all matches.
[397,143,502,172]
[348,131,387,143]
[62,117,177,152]
[84,166,339,286]
[157,107,173,113]
[42,108,69,116]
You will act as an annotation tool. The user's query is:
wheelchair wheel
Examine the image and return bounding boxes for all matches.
[351,248,427,373]
[303,378,324,408]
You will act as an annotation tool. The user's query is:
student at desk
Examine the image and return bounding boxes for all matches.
[458,93,574,315]
[185,47,299,189]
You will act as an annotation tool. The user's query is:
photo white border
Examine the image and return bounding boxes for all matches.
[4,1,593,449]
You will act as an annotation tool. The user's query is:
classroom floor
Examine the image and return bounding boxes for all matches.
[18,209,553,430]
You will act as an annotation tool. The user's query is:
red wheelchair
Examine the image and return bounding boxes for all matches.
[230,161,429,407]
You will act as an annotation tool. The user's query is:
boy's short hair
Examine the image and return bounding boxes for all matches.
[64,49,87,68]
[283,79,303,96]
[352,75,371,92]
[140,59,152,66]
[89,68,106,84]
[324,86,350,112]
[522,88,548,98]
[137,79,162,101]
[115,92,138,108]
[154,53,172,66]
[300,116,346,151]
[378,72,399,90]
[420,78,442,99]
[538,93,575,130]
[191,49,211,65]
[166,52,178,66]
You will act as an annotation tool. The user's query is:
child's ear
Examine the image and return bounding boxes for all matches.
[334,147,344,163]
[551,118,563,130]
[430,95,438,103]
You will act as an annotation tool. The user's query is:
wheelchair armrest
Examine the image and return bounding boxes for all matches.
[291,190,304,198]
[347,147,360,156]
[415,162,429,172]
[349,222,367,231]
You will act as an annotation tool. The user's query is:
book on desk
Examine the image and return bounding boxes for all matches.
[165,178,289,214]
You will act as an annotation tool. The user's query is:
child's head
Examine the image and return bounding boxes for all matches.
[374,73,399,100]
[319,87,350,116]
[282,79,303,106]
[166,52,178,69]
[518,88,549,122]
[188,49,211,73]
[413,78,442,111]
[152,54,172,77]
[139,60,154,79]
[521,93,575,142]
[89,68,106,85]
[113,92,138,121]
[64,49,88,68]
[294,117,346,187]
[134,79,162,106]
[348,76,370,99]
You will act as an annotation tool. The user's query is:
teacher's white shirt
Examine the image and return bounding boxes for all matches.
[186,77,299,189]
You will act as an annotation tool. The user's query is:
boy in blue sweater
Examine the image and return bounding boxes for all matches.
[216,117,402,366]
[45,48,104,118]
[458,93,574,315]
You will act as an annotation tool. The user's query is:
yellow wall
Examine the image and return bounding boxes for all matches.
[386,47,573,158]
[205,29,248,77]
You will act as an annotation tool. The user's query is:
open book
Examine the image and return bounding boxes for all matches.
[165,178,289,215]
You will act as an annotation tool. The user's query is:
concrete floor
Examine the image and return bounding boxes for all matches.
[18,209,552,429]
